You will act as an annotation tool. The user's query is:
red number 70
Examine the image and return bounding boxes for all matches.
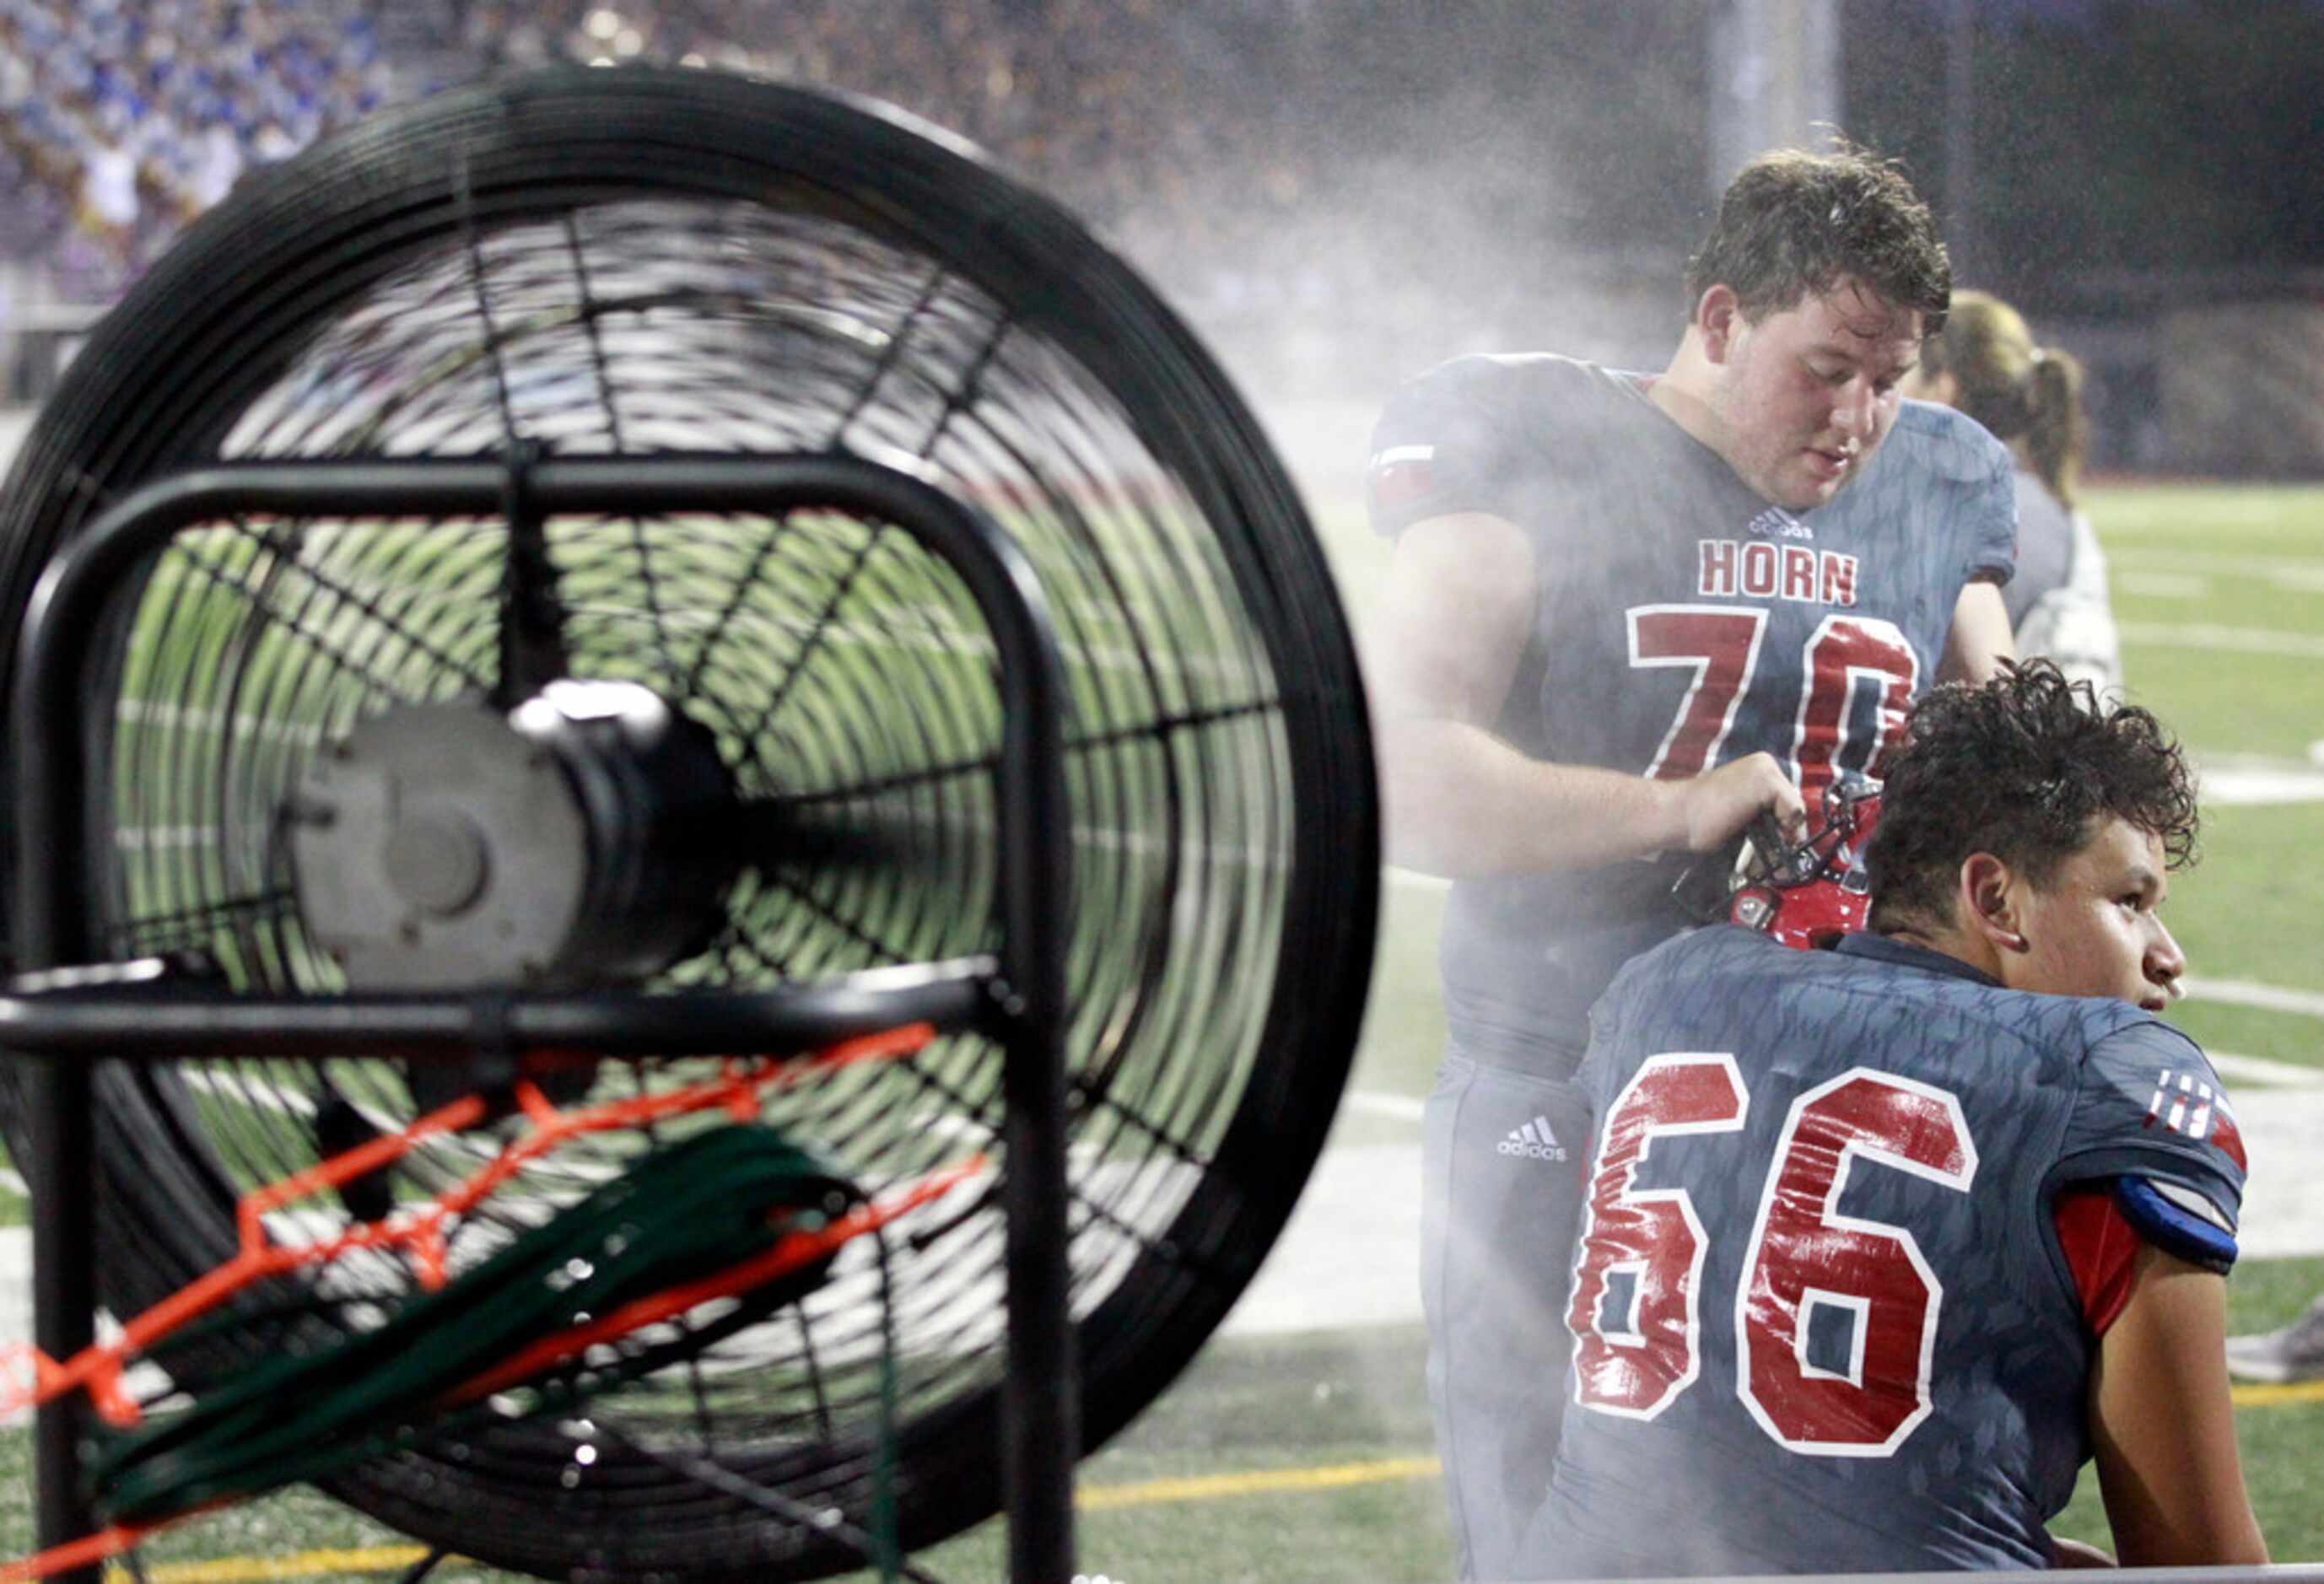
[1627,606,1920,811]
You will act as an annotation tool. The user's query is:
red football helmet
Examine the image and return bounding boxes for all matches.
[1722,773,1882,951]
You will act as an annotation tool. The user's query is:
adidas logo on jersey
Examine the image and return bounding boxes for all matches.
[1498,1116,1569,1162]
[1745,507,1814,541]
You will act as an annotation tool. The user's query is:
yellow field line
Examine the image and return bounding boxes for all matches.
[118,1548,440,1583]
[1075,1454,1441,1510]
[99,1457,1445,1581]
[2234,1378,2324,1408]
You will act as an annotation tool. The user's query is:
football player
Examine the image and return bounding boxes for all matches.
[1367,141,2018,1580]
[1511,661,2267,1575]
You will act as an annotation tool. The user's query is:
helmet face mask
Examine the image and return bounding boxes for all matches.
[1677,773,1881,950]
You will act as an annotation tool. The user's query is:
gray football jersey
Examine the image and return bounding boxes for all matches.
[1514,926,2246,1577]
[1368,357,2017,1072]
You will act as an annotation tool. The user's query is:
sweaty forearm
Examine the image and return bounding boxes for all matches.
[1380,717,1686,878]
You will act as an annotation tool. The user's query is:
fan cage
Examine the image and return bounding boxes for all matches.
[0,67,1378,1582]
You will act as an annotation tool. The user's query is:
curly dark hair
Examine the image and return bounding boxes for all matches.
[1864,660,2198,934]
[1685,140,1951,332]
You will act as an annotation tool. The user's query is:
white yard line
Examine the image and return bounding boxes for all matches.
[2111,551,2324,591]
[2214,772,2324,805]
[1343,1091,1426,1123]
[2152,744,2316,800]
[2101,495,2324,537]
[2205,1053,2324,1089]
[2120,622,2324,660]
[2112,571,2211,599]
[2186,977,2324,1020]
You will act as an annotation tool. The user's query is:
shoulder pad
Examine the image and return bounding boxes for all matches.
[1891,399,2016,487]
[1868,403,2017,586]
[1365,354,1592,536]
[2101,1026,2247,1171]
[2057,1016,2245,1241]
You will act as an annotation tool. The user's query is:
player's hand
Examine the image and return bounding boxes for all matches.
[1678,752,1805,854]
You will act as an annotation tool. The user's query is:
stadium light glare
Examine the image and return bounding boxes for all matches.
[585,9,623,40]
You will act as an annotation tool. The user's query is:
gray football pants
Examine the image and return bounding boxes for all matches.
[1421,1048,1592,1582]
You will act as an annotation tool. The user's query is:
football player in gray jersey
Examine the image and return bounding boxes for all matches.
[1367,142,2018,1580]
[1515,662,2266,1576]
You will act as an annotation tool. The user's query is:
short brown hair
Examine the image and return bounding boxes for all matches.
[1865,660,2198,935]
[1686,142,1952,332]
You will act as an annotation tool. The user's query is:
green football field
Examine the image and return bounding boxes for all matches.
[3,479,2320,1581]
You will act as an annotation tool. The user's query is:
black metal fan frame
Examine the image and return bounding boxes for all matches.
[3,450,1083,1583]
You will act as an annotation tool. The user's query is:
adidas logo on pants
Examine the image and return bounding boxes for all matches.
[1497,1115,1568,1161]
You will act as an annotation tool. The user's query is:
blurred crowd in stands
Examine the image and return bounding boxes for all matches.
[432,0,1311,263]
[0,0,1316,315]
[0,1,1639,405]
[0,0,395,288]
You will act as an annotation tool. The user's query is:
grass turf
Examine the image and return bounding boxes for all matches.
[0,480,2316,1576]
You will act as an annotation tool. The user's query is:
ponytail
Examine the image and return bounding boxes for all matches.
[1925,293,2089,508]
[2025,348,2088,509]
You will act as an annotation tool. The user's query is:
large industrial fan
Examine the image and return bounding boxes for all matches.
[0,67,1377,1581]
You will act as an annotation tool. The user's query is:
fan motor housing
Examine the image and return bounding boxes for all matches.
[288,682,737,990]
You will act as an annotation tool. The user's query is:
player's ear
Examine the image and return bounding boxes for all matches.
[1959,852,2028,954]
[1696,285,1742,363]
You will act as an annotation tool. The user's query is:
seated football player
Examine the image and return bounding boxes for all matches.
[1510,660,2267,1576]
